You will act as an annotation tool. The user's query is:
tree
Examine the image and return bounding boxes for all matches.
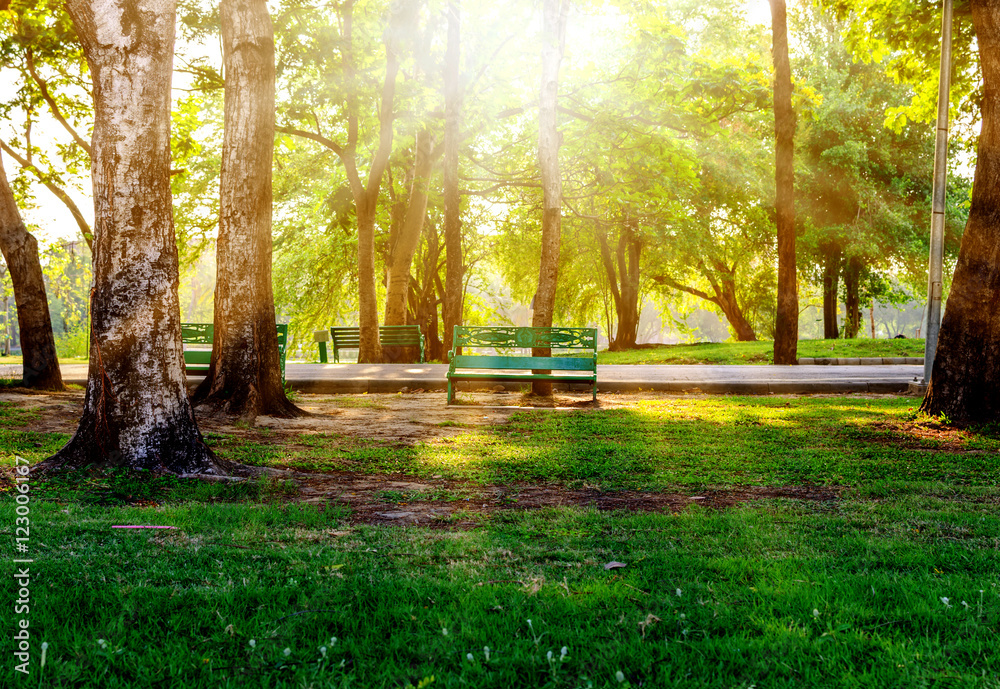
[442,0,463,358]
[0,152,63,390]
[922,1,1000,423]
[44,0,226,474]
[532,0,570,396]
[276,0,419,363]
[793,6,958,341]
[192,0,300,418]
[770,0,797,363]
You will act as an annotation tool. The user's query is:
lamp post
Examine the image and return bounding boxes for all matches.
[924,0,953,384]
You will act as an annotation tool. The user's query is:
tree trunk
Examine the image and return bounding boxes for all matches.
[407,220,444,361]
[442,0,463,359]
[656,268,757,342]
[384,128,433,363]
[716,280,758,342]
[822,245,840,339]
[0,153,64,390]
[770,0,798,364]
[843,257,862,339]
[352,1,408,364]
[597,223,643,351]
[922,1,1000,422]
[45,0,227,474]
[193,0,301,418]
[532,0,569,396]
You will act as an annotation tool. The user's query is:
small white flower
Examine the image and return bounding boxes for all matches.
[330,637,338,646]
[484,646,491,661]
[320,646,327,657]
[467,652,474,662]
[249,639,256,648]
[40,642,48,668]
[442,628,448,636]
[962,600,969,609]
[679,613,686,619]
[812,609,821,618]
[97,639,107,650]
[676,588,682,597]
[941,597,951,608]
[283,648,291,657]
[547,650,553,661]
[560,646,568,660]
[616,670,626,683]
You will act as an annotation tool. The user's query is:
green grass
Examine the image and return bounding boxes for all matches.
[0,355,89,366]
[1,497,998,688]
[191,397,1000,491]
[2,394,999,688]
[596,338,926,365]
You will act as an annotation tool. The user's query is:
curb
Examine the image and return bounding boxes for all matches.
[797,357,923,366]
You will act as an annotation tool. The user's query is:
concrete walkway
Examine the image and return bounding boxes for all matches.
[58,362,924,395]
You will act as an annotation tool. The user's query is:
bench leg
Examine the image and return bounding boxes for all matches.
[318,341,328,364]
[592,382,597,403]
[447,379,454,405]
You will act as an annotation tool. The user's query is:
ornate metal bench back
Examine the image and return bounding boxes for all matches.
[454,326,596,351]
[181,323,214,345]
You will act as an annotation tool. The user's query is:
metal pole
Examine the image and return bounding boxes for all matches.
[924,0,953,384]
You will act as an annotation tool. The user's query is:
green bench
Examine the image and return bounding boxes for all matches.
[181,323,288,381]
[446,326,598,404]
[324,325,425,363]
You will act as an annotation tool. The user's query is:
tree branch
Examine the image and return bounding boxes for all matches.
[0,140,93,248]
[274,125,344,157]
[25,51,93,157]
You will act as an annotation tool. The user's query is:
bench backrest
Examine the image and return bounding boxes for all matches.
[452,326,597,355]
[330,325,423,348]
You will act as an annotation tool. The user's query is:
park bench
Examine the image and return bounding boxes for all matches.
[446,326,598,404]
[181,323,288,382]
[322,325,425,363]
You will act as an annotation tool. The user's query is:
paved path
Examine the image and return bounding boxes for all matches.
[58,363,924,395]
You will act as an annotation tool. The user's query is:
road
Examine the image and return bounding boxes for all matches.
[57,362,924,395]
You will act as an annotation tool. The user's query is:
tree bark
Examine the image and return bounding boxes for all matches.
[442,0,463,359]
[770,0,798,364]
[45,0,227,474]
[922,1,1000,423]
[532,0,569,396]
[822,245,840,339]
[193,0,301,418]
[0,152,64,390]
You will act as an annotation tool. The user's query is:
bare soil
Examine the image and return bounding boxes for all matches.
[6,389,847,527]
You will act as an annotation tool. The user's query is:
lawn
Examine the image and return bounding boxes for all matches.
[1,391,998,688]
[595,338,927,365]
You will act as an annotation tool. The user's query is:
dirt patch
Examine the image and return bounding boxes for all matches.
[866,420,975,452]
[289,471,843,528]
